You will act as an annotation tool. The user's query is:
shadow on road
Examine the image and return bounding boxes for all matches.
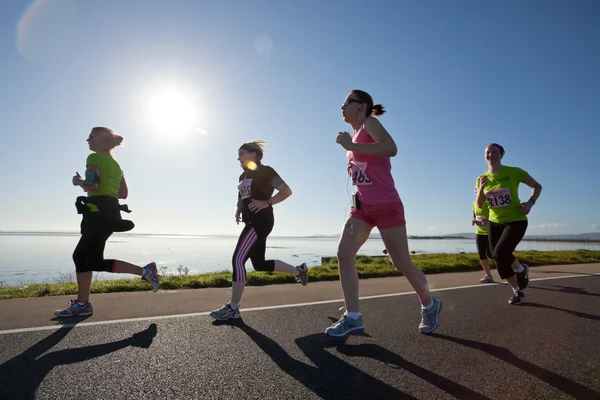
[431,333,599,399]
[0,322,157,400]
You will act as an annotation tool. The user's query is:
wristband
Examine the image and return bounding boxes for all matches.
[528,197,536,205]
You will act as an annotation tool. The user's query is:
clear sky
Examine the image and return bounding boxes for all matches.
[1,0,599,237]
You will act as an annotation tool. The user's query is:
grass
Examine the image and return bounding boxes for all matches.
[1,249,599,300]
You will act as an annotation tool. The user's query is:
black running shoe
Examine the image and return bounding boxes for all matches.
[509,291,525,305]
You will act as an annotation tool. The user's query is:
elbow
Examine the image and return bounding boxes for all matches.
[119,190,128,199]
[387,145,398,157]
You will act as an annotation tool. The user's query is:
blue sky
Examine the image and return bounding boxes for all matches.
[1,0,599,237]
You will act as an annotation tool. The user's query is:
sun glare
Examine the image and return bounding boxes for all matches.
[147,88,197,137]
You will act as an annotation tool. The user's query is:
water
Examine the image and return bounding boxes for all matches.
[0,233,598,286]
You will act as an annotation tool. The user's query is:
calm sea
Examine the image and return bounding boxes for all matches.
[1,233,598,286]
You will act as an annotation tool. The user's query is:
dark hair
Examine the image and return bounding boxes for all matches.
[350,89,386,117]
[487,143,505,156]
[240,139,266,161]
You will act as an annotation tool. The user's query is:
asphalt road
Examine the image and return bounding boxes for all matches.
[0,275,599,400]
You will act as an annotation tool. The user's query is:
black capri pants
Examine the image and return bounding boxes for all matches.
[72,213,118,273]
[232,217,275,283]
[488,220,528,279]
[475,234,493,260]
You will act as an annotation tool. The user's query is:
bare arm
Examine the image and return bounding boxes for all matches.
[74,164,100,192]
[476,176,488,208]
[523,175,542,205]
[270,184,292,205]
[118,176,128,199]
[348,117,397,157]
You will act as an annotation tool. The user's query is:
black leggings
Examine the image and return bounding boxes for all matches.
[488,220,528,279]
[475,234,492,260]
[232,223,275,283]
[72,214,117,273]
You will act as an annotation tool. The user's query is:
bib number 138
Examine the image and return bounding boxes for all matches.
[486,188,512,208]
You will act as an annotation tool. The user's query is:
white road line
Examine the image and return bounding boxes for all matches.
[0,273,598,336]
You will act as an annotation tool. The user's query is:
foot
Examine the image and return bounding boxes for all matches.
[479,275,494,284]
[516,264,529,290]
[210,304,241,321]
[54,299,93,317]
[295,263,309,286]
[325,314,365,337]
[142,262,160,293]
[419,297,442,334]
[509,290,525,305]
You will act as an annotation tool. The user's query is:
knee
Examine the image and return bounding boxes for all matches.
[253,260,274,272]
[336,247,356,265]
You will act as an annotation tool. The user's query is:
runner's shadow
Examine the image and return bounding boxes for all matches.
[215,319,488,399]
[430,333,598,399]
[333,342,491,400]
[529,284,600,297]
[214,319,416,399]
[520,302,600,322]
[0,323,157,400]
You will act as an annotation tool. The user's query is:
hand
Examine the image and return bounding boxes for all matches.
[72,172,83,186]
[235,210,242,225]
[336,131,354,150]
[478,176,488,192]
[519,201,533,215]
[471,218,476,226]
[248,199,270,213]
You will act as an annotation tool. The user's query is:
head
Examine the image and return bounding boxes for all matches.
[87,127,123,153]
[341,89,386,125]
[484,143,505,164]
[238,139,266,170]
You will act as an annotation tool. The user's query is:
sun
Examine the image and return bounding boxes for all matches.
[147,88,197,137]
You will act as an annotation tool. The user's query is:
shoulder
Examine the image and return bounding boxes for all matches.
[260,165,278,176]
[504,165,528,176]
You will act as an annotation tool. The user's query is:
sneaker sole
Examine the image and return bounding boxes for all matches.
[419,300,442,334]
[325,326,365,338]
[210,313,241,321]
[54,311,93,318]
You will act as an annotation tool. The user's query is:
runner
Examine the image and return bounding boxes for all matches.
[210,140,308,321]
[475,143,542,305]
[328,89,442,337]
[472,188,494,283]
[55,127,159,318]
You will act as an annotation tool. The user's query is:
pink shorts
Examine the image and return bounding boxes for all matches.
[350,200,406,229]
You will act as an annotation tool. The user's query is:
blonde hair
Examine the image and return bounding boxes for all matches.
[240,139,267,161]
[91,127,124,152]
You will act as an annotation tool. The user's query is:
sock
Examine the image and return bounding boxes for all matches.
[76,301,88,306]
[346,312,361,320]
[422,300,434,310]
[228,303,239,310]
[513,287,520,294]
[513,263,524,273]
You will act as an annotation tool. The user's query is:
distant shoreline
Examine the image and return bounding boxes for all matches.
[1,231,599,243]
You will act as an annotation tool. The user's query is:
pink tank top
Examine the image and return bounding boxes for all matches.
[346,124,401,204]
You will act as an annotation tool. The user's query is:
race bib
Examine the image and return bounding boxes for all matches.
[486,188,512,208]
[349,161,372,186]
[238,179,252,199]
[475,216,487,227]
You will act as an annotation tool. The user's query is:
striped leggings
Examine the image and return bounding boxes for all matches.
[232,223,275,283]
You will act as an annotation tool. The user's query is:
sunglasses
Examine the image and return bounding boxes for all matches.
[343,98,364,107]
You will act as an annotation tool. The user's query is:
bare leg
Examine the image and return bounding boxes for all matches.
[112,260,143,275]
[336,218,372,313]
[231,282,245,305]
[380,226,432,307]
[480,259,492,276]
[76,271,93,303]
[273,260,298,275]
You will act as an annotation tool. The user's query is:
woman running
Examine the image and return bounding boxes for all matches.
[472,189,494,283]
[329,89,442,338]
[54,127,159,318]
[475,143,542,305]
[210,140,308,321]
